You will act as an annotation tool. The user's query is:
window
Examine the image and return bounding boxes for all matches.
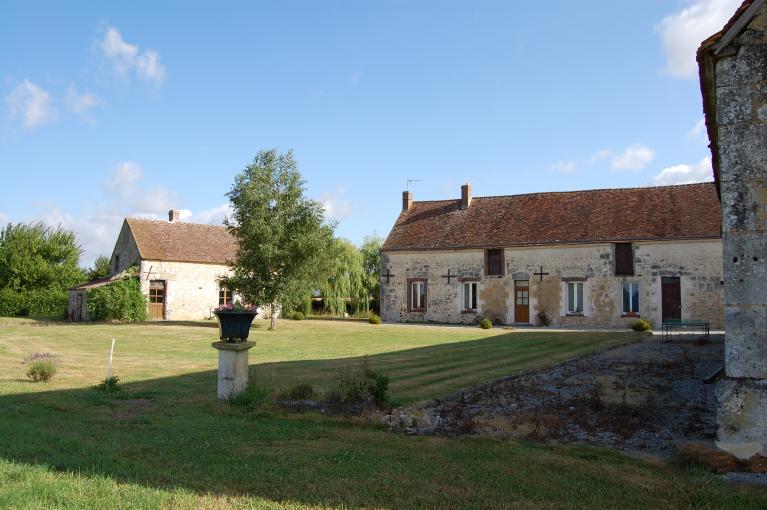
[219,287,232,306]
[463,282,477,311]
[114,255,120,272]
[485,249,504,276]
[567,282,583,314]
[622,282,640,315]
[408,279,427,312]
[614,243,634,276]
[149,280,165,304]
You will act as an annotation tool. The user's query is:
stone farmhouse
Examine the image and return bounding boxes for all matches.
[698,0,767,459]
[69,210,248,321]
[380,183,724,329]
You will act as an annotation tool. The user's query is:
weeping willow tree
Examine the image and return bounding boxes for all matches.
[318,238,368,316]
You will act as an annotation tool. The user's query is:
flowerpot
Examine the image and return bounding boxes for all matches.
[214,311,257,341]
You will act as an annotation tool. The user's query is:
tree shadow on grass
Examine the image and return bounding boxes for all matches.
[0,332,730,509]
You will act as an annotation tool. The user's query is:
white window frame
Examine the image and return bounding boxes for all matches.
[567,282,584,314]
[462,281,477,311]
[622,282,640,315]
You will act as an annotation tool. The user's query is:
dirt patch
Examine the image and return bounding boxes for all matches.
[381,337,724,457]
[114,398,154,420]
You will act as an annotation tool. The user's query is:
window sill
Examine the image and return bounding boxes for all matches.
[622,313,640,318]
[461,310,477,314]
[566,313,584,317]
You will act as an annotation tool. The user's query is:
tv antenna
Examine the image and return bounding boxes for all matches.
[406,179,422,191]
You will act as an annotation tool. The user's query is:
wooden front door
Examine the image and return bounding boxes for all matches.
[515,280,530,323]
[149,280,166,320]
[661,277,681,321]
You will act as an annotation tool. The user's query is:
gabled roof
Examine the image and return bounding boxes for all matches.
[381,183,721,252]
[697,0,765,196]
[125,218,237,264]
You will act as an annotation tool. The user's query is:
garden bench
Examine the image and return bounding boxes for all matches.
[661,319,710,344]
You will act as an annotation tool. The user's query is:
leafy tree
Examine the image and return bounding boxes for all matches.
[360,235,383,309]
[87,255,112,280]
[317,238,367,316]
[0,223,84,292]
[0,222,84,318]
[225,149,335,330]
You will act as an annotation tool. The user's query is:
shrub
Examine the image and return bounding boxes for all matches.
[87,272,148,322]
[95,376,121,393]
[336,357,390,406]
[287,383,316,400]
[229,383,270,408]
[26,361,57,382]
[289,311,305,321]
[536,310,552,327]
[365,369,390,406]
[479,318,493,329]
[368,314,381,325]
[631,319,652,332]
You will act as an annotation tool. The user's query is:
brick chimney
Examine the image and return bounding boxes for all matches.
[461,183,472,209]
[168,209,181,222]
[402,191,413,212]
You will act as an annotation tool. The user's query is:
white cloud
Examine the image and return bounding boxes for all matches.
[321,188,352,222]
[657,0,742,79]
[65,85,101,114]
[188,203,232,225]
[552,160,577,173]
[591,144,655,171]
[612,144,655,171]
[688,117,707,139]
[100,26,166,86]
[104,161,179,216]
[651,156,714,186]
[5,79,56,129]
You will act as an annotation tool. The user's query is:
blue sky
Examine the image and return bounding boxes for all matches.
[0,1,741,265]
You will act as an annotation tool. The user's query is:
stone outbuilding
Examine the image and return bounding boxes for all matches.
[380,183,724,329]
[70,210,266,321]
[698,0,767,459]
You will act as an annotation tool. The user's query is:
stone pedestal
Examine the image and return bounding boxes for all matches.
[211,341,255,400]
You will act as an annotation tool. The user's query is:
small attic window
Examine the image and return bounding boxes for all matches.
[114,255,120,273]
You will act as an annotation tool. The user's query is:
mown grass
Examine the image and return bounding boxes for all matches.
[0,318,765,509]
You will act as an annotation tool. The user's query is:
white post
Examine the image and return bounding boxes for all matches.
[108,338,115,378]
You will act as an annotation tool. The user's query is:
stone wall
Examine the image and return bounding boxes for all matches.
[109,221,141,275]
[380,239,723,328]
[140,260,232,320]
[714,4,767,459]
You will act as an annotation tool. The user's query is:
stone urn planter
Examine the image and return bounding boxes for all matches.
[214,310,257,342]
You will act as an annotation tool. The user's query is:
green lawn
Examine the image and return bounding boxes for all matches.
[0,318,764,509]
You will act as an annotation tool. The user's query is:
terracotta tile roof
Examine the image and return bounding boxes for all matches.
[126,218,237,264]
[697,0,763,196]
[382,183,721,252]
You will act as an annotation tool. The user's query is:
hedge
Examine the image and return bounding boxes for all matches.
[0,288,67,319]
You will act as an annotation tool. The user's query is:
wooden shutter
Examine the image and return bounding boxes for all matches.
[486,249,504,276]
[614,243,634,275]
